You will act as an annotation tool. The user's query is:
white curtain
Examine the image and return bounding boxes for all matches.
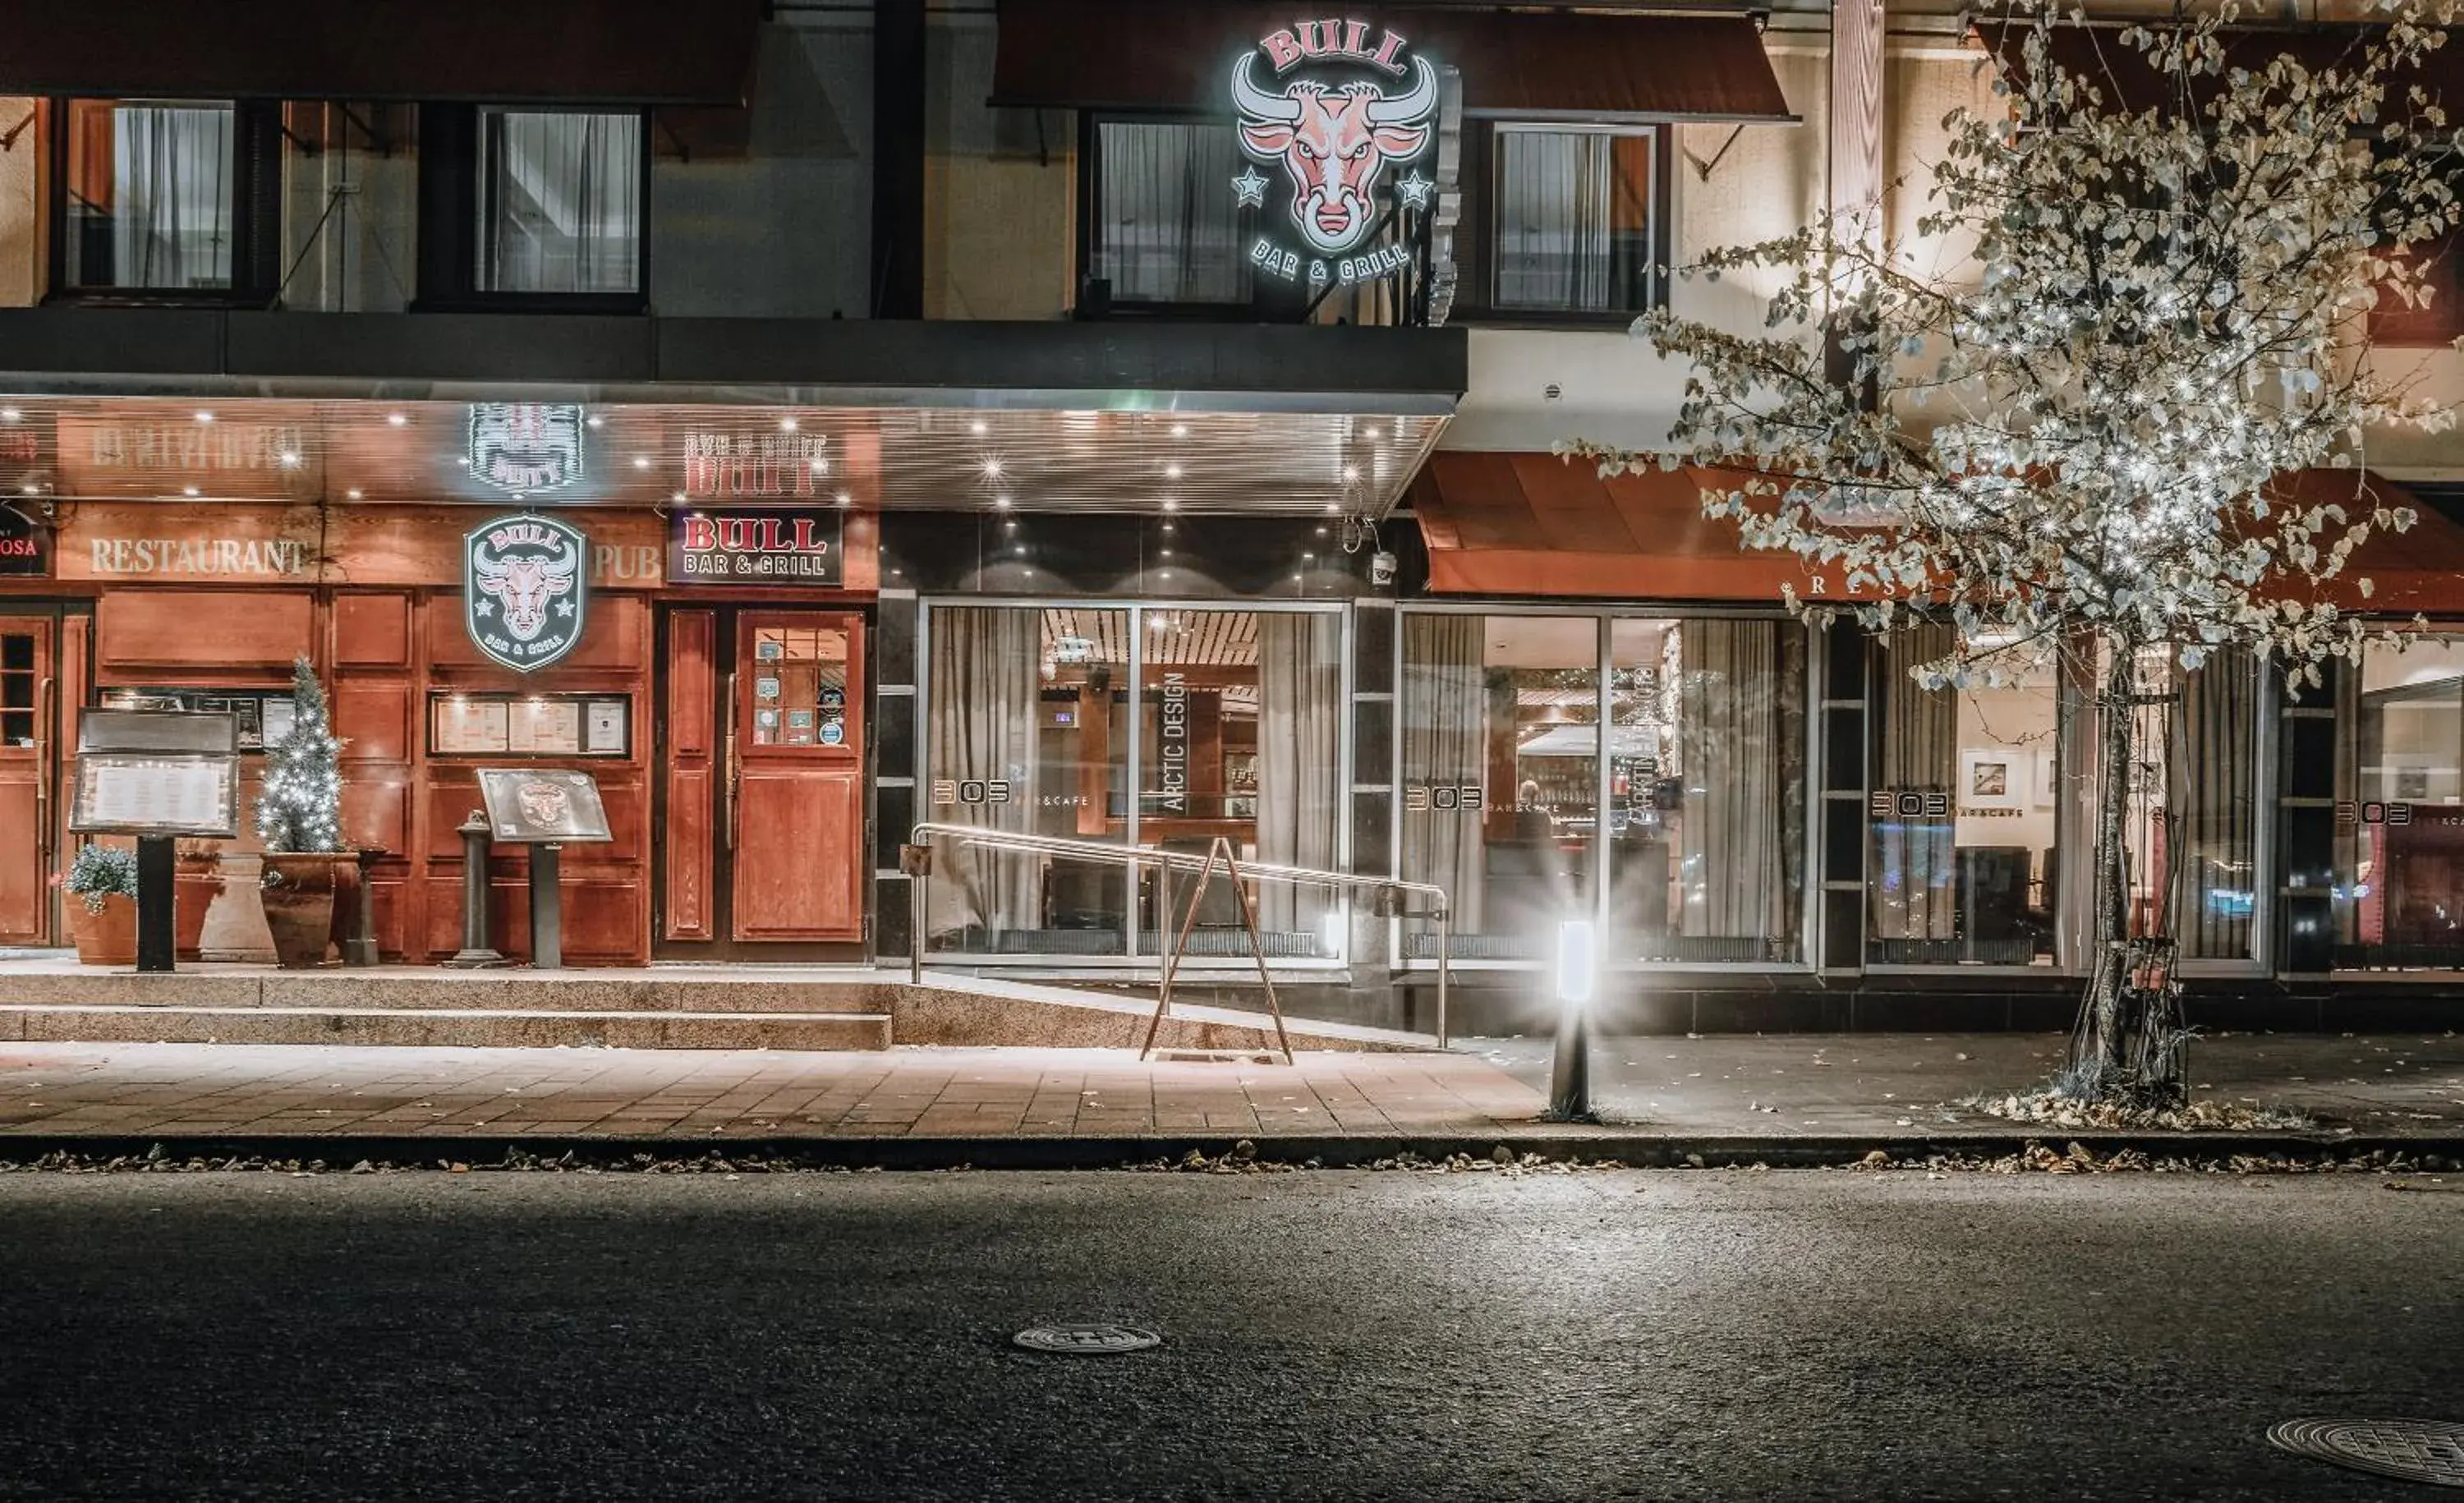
[481,112,642,293]
[1098,121,1248,303]
[1253,614,1338,941]
[2171,649,2258,961]
[1874,624,1958,942]
[1677,621,1791,940]
[114,105,233,289]
[927,609,1041,944]
[1401,615,1487,947]
[1496,130,1611,310]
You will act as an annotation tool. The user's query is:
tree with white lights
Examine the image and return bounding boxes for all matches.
[1575,0,2463,1103]
[259,654,344,854]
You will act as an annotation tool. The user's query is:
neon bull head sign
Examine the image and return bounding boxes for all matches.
[1230,20,1439,284]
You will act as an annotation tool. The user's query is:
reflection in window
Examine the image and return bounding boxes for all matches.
[1401,614,1595,959]
[924,606,1340,960]
[1608,619,1804,962]
[1492,126,1654,313]
[2335,637,2464,968]
[1094,120,1251,306]
[477,110,643,294]
[1869,627,2060,967]
[66,100,234,291]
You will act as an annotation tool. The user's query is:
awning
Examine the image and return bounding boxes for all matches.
[1411,453,2464,614]
[0,0,762,107]
[1971,21,2451,116]
[992,2,1795,122]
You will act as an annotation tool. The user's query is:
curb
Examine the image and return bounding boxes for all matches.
[0,1131,2455,1170]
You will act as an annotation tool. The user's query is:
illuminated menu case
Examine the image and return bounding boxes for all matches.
[428,693,632,759]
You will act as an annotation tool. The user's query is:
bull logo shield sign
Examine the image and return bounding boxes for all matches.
[465,513,589,673]
[1230,21,1440,285]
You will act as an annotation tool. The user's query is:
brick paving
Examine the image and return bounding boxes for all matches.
[0,1044,1548,1142]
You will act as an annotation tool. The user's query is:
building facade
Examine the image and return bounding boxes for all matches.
[0,0,2460,1034]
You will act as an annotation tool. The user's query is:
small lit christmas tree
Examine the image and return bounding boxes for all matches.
[259,654,343,853]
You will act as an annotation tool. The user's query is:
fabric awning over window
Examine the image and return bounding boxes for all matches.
[0,0,762,107]
[1410,452,2464,614]
[992,1,1796,122]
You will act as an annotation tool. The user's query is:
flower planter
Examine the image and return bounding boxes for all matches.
[260,853,349,969]
[69,893,137,967]
[174,846,223,963]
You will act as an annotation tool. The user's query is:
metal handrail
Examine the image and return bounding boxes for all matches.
[903,820,1454,1049]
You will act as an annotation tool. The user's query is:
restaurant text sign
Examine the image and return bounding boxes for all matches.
[668,508,842,584]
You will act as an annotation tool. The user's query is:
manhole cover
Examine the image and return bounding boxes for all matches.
[2269,1418,2464,1487]
[1012,1323,1162,1355]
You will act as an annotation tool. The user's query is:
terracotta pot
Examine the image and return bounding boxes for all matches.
[174,848,223,963]
[260,853,347,969]
[68,893,137,967]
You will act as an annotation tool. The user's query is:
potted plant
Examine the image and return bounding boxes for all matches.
[172,839,223,962]
[57,843,139,966]
[257,655,350,968]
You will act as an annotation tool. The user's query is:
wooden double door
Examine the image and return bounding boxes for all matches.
[657,606,867,955]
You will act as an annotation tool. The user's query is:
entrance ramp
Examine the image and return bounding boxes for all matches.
[0,959,1432,1053]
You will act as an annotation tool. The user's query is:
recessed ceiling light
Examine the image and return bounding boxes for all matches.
[672,491,687,503]
[278,451,301,467]
[1159,569,1172,580]
[981,457,1004,479]
[1160,548,1174,558]
[193,411,214,424]
[346,489,363,500]
[386,412,407,426]
[1365,426,1381,439]
[18,483,34,494]
[1342,465,1360,482]
[1325,502,1342,514]
[969,419,988,436]
[586,414,605,429]
[1170,422,1189,439]
[1161,498,1179,512]
[835,491,852,507]
[1014,544,1027,555]
[814,457,830,475]
[182,486,200,497]
[994,495,1012,509]
[1316,526,1329,535]
[633,456,651,470]
[1161,522,1176,533]
[1165,463,1183,480]
[779,416,798,432]
[0,408,19,422]
[1004,519,1018,531]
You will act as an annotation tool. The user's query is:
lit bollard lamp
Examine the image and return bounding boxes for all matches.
[1547,917,1597,1121]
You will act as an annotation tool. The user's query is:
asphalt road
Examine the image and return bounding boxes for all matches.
[0,1168,2457,1502]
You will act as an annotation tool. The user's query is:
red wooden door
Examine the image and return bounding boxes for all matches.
[0,618,57,945]
[662,608,719,941]
[729,611,865,942]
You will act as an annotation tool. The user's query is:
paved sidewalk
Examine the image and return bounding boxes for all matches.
[2,1032,2461,1161]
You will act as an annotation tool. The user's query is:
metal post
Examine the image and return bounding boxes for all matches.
[1435,909,1451,1050]
[343,848,381,967]
[134,834,175,974]
[446,811,504,968]
[900,840,933,985]
[529,842,563,969]
[1547,989,1591,1119]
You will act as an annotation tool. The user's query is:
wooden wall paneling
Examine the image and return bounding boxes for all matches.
[334,681,412,763]
[98,590,315,674]
[333,591,411,667]
[0,617,54,945]
[425,591,649,675]
[664,608,716,940]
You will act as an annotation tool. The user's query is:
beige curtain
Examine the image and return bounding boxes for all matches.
[1401,615,1487,946]
[1253,613,1339,939]
[926,608,1041,944]
[1676,620,1789,940]
[1874,623,1957,942]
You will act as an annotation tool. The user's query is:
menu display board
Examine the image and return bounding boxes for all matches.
[71,756,239,836]
[429,694,629,759]
[475,767,614,843]
[101,688,293,752]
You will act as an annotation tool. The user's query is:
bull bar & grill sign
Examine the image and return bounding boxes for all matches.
[464,513,590,673]
[1230,19,1440,289]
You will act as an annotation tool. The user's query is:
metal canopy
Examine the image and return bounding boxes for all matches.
[0,396,1446,519]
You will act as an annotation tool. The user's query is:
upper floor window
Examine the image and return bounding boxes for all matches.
[1088,119,1251,309]
[57,99,278,297]
[476,109,644,296]
[1491,125,1657,315]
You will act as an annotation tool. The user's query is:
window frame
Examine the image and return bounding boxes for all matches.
[1073,109,1269,322]
[413,103,651,315]
[1450,119,1673,329]
[42,95,283,308]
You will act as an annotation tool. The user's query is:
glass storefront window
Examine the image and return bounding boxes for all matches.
[1868,628,2060,966]
[2122,647,2264,964]
[1400,612,1805,964]
[1607,619,1805,962]
[1401,614,1596,960]
[924,604,1341,961]
[2333,637,2464,968]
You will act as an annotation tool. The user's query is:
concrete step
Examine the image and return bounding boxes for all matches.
[0,1004,893,1050]
[0,969,902,1016]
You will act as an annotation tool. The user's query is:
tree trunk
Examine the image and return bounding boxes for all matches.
[2067,634,2186,1104]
